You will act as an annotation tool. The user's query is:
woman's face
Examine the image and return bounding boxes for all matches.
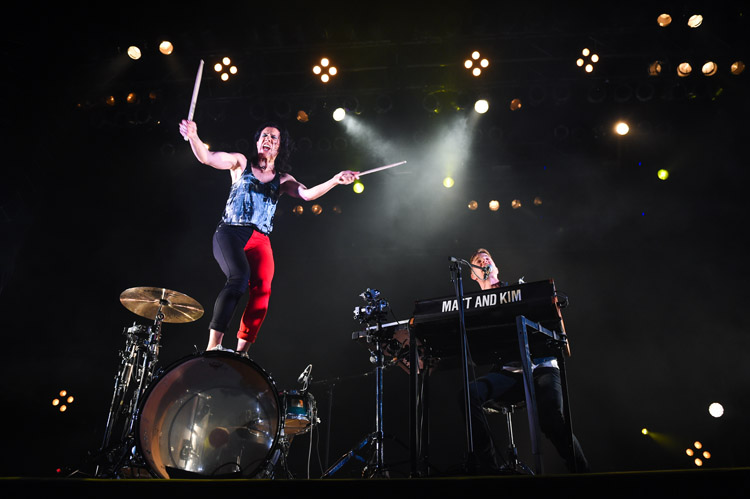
[256,127,281,159]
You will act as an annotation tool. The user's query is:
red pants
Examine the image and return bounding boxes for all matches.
[238,230,274,342]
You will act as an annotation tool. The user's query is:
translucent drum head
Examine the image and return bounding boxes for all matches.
[136,351,281,478]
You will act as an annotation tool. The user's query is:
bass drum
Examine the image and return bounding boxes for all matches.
[136,351,281,479]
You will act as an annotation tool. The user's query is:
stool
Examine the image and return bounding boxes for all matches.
[482,400,534,475]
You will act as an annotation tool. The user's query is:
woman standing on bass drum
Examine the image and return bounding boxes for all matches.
[179,119,359,355]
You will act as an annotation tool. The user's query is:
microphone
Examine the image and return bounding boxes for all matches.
[297,364,312,384]
[482,265,491,280]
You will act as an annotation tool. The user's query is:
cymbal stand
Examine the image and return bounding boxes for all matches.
[322,289,390,478]
[94,305,166,477]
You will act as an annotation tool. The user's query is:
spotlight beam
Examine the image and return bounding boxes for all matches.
[357,161,407,176]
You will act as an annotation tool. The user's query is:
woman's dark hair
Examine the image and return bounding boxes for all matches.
[250,121,292,173]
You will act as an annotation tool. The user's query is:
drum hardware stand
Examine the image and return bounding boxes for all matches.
[259,436,294,479]
[93,306,167,477]
[322,288,391,478]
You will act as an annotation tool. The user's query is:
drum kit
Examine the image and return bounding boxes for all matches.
[91,286,318,479]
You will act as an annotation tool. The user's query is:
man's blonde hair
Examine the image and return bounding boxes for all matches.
[470,248,493,263]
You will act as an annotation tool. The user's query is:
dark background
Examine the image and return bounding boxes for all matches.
[1,2,748,478]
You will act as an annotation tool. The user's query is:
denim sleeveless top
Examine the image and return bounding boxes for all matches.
[220,167,281,234]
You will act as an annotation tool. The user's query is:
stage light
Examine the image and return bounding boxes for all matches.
[578,48,598,73]
[615,122,630,135]
[648,61,663,76]
[731,61,745,75]
[554,125,569,141]
[292,205,304,215]
[443,177,454,188]
[468,200,478,210]
[214,57,237,82]
[510,98,522,111]
[511,199,522,209]
[311,204,323,215]
[127,46,142,60]
[422,93,441,114]
[297,110,309,123]
[126,92,138,104]
[375,94,393,114]
[332,206,342,214]
[333,107,346,121]
[353,181,364,194]
[52,389,75,413]
[641,428,649,435]
[686,440,712,466]
[657,169,669,180]
[533,197,542,206]
[313,57,337,83]
[687,15,703,28]
[489,200,500,211]
[677,62,692,77]
[474,99,489,114]
[636,83,655,102]
[158,41,174,55]
[701,61,718,76]
[465,50,489,77]
[708,402,724,418]
[657,14,672,27]
[587,85,606,103]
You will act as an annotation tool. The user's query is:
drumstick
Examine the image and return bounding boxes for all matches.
[184,59,204,140]
[357,161,407,177]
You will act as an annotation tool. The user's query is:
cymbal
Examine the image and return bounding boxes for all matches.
[120,287,204,323]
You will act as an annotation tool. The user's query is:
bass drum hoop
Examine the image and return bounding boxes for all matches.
[135,350,282,479]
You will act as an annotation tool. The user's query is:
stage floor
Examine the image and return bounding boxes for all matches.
[2,468,749,498]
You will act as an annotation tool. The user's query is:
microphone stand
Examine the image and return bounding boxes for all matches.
[449,257,476,473]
